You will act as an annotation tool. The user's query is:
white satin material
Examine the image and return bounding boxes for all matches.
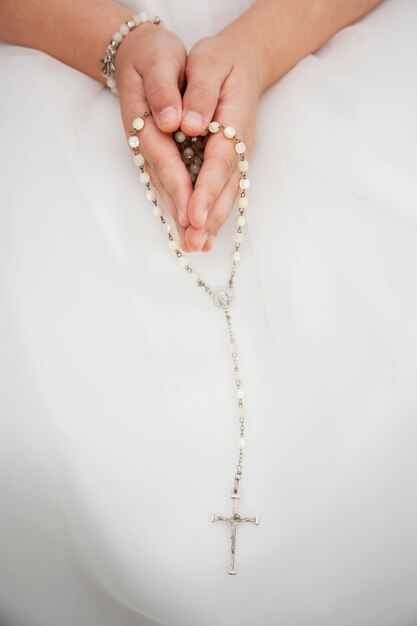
[1,0,417,624]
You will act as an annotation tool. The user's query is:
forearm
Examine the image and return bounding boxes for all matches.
[0,0,137,84]
[218,0,384,93]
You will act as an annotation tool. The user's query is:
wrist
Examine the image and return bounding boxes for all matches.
[51,1,137,85]
[0,0,143,85]
[216,20,277,96]
[101,16,162,92]
[83,4,141,84]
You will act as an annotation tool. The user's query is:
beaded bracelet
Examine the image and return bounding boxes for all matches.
[100,11,161,96]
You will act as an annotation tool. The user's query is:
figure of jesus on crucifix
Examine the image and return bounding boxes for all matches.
[211,486,259,575]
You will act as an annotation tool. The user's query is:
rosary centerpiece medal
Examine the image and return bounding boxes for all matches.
[128,114,260,575]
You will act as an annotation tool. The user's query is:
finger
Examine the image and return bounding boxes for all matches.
[145,161,190,251]
[202,168,241,250]
[186,128,238,229]
[202,233,216,253]
[118,66,192,227]
[180,39,231,136]
[186,70,252,229]
[184,167,240,252]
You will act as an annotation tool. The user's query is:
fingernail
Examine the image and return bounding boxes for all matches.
[158,106,178,125]
[183,111,203,128]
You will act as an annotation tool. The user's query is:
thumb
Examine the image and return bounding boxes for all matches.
[181,39,231,135]
[142,59,185,133]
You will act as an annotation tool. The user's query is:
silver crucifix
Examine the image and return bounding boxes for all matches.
[211,486,259,575]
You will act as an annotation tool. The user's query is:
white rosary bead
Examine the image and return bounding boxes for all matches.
[132,14,142,24]
[133,153,145,166]
[239,179,250,190]
[238,196,248,209]
[138,11,150,22]
[146,189,156,202]
[106,77,117,89]
[235,142,246,154]
[190,271,199,282]
[229,342,237,353]
[119,23,130,36]
[162,221,171,233]
[239,437,247,448]
[178,256,188,266]
[208,121,221,133]
[133,117,145,131]
[112,31,123,43]
[139,171,150,184]
[238,159,249,172]
[169,239,180,250]
[236,215,246,226]
[223,126,236,139]
[233,233,244,244]
[237,389,246,399]
[238,406,245,418]
[232,251,241,262]
[153,205,164,217]
[128,136,140,149]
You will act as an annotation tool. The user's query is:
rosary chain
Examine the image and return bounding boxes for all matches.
[127,114,250,495]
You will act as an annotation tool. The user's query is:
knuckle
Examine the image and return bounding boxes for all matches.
[209,212,224,234]
[222,152,236,178]
[151,152,166,176]
[151,153,183,196]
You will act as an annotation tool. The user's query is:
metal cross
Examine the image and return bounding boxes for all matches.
[211,486,259,575]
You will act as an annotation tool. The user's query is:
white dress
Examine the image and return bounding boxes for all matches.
[1,0,417,624]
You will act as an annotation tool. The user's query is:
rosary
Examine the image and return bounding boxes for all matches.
[101,6,259,578]
[127,113,259,575]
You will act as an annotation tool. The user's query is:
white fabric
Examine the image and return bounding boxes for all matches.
[1,0,417,624]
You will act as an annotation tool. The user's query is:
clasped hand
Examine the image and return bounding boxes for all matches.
[115,22,261,252]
